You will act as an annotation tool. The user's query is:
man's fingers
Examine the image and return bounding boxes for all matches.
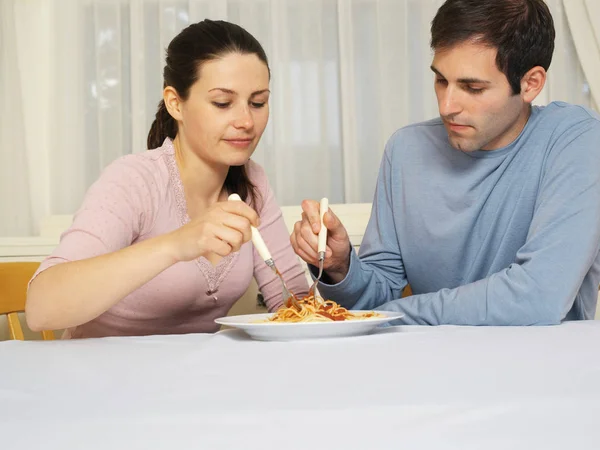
[295,246,318,266]
[299,218,319,250]
[301,199,322,233]
[291,221,319,264]
[300,201,347,238]
[296,233,319,262]
[323,208,346,239]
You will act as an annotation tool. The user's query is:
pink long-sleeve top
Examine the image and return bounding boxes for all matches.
[31,138,308,338]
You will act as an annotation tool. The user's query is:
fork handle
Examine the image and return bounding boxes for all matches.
[317,198,329,258]
[227,194,272,261]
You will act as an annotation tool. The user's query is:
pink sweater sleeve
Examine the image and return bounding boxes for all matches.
[31,155,160,280]
[248,162,309,312]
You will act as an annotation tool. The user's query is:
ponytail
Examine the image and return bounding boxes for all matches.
[225,166,261,211]
[147,100,177,149]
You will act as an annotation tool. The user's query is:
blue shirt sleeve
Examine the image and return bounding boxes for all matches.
[316,147,409,308]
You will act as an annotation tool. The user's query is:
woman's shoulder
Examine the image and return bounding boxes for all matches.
[97,141,173,190]
[109,140,172,174]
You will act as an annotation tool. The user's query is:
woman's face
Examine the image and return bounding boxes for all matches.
[170,52,270,167]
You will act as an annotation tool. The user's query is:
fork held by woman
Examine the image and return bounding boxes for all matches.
[227,193,299,308]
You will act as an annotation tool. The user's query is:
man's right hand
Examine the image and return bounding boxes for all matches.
[290,199,352,284]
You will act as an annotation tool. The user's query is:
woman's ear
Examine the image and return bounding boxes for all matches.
[163,86,183,121]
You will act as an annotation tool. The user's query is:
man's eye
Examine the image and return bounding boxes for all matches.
[466,86,484,94]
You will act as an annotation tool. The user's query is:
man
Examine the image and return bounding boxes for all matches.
[290,0,600,325]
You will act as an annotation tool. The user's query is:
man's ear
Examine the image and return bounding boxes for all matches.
[520,66,546,103]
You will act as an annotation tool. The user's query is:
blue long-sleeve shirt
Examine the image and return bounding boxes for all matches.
[317,102,600,325]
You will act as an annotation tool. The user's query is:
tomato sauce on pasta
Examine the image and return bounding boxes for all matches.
[265,295,384,323]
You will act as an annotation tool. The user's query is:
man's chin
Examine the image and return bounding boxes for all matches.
[449,138,478,152]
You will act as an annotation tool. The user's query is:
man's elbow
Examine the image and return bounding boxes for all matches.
[531,296,567,326]
[535,312,562,326]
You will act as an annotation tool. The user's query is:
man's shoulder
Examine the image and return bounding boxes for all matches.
[534,102,600,156]
[533,102,600,169]
[386,117,447,150]
[536,101,600,128]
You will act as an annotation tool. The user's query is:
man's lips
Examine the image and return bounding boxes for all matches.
[445,121,472,131]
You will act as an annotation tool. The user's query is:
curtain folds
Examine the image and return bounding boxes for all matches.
[0,0,593,236]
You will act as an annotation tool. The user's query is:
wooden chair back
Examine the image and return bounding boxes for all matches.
[0,262,54,340]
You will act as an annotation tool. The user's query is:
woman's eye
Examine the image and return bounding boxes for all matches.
[251,102,266,108]
[212,102,230,108]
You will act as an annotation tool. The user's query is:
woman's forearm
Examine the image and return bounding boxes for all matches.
[25,234,177,331]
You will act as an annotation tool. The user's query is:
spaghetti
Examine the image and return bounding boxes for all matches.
[265,294,384,323]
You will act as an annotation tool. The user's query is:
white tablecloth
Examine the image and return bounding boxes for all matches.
[2,322,600,449]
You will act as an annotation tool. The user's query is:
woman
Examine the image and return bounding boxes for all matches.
[26,19,308,338]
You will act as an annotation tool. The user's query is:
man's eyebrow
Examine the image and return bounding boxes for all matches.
[430,65,444,77]
[430,66,491,84]
[457,77,491,84]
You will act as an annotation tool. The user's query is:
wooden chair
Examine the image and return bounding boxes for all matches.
[0,262,54,340]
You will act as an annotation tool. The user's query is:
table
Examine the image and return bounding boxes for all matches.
[2,322,600,449]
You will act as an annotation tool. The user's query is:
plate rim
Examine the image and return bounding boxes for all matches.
[214,310,404,327]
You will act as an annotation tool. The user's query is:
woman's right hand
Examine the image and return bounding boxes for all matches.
[167,201,260,262]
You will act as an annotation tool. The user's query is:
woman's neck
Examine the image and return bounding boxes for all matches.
[173,135,229,215]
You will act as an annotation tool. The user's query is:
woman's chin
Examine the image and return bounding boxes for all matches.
[224,154,252,167]
[226,149,255,166]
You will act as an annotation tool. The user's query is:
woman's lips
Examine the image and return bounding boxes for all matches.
[223,138,253,148]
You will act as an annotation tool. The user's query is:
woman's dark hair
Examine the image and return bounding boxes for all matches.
[430,0,555,95]
[147,19,270,207]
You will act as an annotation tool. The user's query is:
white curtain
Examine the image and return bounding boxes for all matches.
[0,0,593,237]
[563,0,600,110]
[0,0,32,235]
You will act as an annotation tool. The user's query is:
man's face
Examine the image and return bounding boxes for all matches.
[431,41,530,152]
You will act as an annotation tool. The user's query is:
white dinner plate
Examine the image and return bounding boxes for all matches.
[214,310,404,341]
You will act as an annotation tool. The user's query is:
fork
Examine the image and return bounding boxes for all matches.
[228,194,300,310]
[307,198,329,300]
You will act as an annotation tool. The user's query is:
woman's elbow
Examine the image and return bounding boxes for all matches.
[25,283,53,332]
[25,314,45,332]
